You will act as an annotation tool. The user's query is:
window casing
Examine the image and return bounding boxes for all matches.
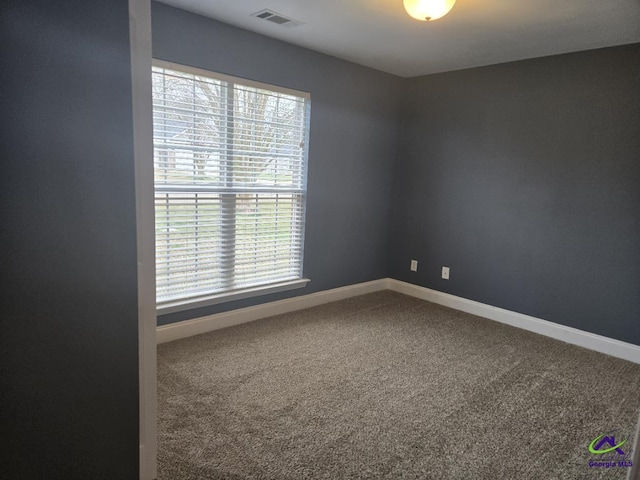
[152,61,310,312]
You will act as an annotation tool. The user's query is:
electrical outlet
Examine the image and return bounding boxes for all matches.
[442,266,450,280]
[410,260,418,272]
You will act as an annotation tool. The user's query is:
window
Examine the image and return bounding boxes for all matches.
[152,61,310,312]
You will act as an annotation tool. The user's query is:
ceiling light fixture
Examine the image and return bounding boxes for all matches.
[403,0,456,21]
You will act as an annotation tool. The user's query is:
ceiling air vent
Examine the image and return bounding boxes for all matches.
[251,9,303,27]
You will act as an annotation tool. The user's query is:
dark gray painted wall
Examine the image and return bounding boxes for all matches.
[1,1,139,478]
[153,4,639,345]
[390,44,640,345]
[152,2,401,325]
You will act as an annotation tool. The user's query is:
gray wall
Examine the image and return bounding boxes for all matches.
[390,44,640,345]
[153,4,639,346]
[152,2,401,325]
[1,1,139,478]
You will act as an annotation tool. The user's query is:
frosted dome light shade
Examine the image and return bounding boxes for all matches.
[403,0,456,21]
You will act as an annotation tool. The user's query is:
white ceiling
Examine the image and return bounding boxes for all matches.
[157,0,640,77]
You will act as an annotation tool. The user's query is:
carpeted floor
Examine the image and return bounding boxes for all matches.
[158,291,640,479]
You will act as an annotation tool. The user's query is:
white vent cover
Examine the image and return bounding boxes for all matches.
[251,9,303,27]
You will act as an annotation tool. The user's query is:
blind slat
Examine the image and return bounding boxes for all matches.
[153,62,309,305]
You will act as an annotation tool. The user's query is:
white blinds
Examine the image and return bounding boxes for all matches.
[152,62,309,306]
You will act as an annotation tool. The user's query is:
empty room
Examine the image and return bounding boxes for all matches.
[3,0,639,479]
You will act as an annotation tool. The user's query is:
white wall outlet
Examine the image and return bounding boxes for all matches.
[442,266,450,280]
[410,260,418,272]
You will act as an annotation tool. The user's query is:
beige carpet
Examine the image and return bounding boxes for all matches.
[158,291,640,479]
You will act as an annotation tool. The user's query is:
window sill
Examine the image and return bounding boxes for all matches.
[156,278,311,315]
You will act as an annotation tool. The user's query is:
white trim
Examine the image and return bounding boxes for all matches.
[387,279,640,365]
[157,279,387,344]
[130,0,157,478]
[156,278,640,365]
[157,278,311,315]
[152,59,311,99]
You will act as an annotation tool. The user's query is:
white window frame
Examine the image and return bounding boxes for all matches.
[153,60,310,314]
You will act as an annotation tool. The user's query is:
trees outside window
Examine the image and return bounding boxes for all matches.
[152,62,309,307]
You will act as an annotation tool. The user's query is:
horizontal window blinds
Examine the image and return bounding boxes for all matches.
[152,62,309,306]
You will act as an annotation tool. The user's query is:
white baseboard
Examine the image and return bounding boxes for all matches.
[157,279,388,344]
[157,277,640,365]
[387,279,640,365]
